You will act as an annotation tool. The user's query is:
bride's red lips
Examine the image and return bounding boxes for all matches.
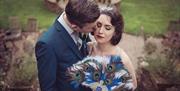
[96,35,104,38]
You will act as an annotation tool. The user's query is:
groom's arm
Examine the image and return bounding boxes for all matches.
[35,41,57,91]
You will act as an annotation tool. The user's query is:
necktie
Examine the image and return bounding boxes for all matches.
[76,38,82,50]
[73,32,82,49]
[79,33,90,57]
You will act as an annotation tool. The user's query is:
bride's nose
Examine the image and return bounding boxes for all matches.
[98,27,104,34]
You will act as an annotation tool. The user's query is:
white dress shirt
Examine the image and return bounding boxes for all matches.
[57,12,82,49]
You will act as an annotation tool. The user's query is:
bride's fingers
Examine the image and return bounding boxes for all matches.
[87,42,93,55]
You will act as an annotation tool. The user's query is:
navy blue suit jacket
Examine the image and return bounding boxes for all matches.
[35,19,91,91]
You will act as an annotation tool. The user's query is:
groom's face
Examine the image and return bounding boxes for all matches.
[78,22,97,33]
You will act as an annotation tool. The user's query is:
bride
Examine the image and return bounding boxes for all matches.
[87,5,137,91]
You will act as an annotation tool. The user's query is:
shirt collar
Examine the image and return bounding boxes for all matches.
[57,12,74,35]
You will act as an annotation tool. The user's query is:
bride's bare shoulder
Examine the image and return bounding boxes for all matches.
[116,47,126,56]
[117,47,131,64]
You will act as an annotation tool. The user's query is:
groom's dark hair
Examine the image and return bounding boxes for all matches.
[65,0,100,28]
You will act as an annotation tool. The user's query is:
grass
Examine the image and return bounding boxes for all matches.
[121,0,180,35]
[0,0,57,31]
[0,0,180,35]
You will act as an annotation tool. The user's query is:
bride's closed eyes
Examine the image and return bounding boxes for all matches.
[96,22,113,31]
[97,22,102,28]
[104,25,112,30]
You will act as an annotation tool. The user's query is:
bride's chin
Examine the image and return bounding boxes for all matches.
[96,39,104,44]
[96,39,104,43]
[97,41,105,44]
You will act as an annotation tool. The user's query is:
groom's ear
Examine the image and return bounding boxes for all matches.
[71,24,80,31]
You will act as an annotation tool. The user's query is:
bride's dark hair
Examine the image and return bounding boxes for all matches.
[100,5,124,45]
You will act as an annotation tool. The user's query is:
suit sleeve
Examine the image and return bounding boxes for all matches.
[35,42,57,91]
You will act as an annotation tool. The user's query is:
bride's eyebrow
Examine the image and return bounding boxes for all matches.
[105,24,112,27]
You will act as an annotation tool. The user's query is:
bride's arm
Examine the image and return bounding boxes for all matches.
[119,49,137,90]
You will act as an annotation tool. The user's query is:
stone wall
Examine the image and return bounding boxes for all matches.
[0,17,40,91]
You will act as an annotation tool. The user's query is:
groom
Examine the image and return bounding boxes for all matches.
[35,0,100,91]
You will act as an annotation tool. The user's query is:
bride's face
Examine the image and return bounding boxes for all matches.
[94,14,115,44]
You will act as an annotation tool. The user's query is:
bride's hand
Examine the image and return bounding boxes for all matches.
[87,42,96,56]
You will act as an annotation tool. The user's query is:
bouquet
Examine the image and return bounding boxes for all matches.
[66,55,134,91]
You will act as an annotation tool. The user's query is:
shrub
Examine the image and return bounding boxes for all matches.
[7,54,37,87]
[162,31,180,62]
[144,56,180,83]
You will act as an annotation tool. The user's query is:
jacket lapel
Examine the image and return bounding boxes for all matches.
[54,20,82,59]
